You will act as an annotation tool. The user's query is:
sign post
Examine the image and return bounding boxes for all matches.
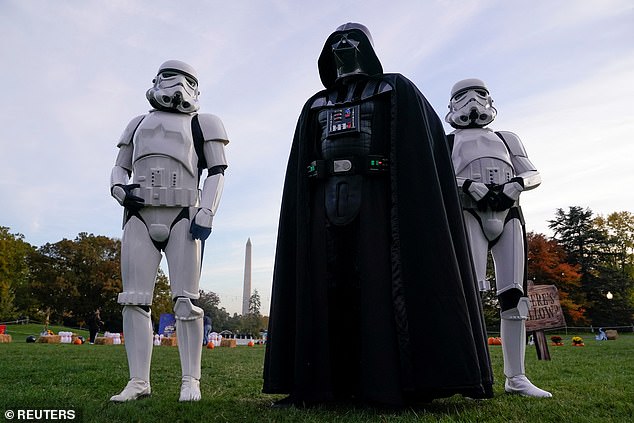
[526,284,566,361]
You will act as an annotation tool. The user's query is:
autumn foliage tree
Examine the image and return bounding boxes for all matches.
[526,232,586,325]
[549,207,634,326]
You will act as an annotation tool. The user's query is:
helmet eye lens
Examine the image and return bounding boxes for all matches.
[185,77,197,89]
[158,72,197,89]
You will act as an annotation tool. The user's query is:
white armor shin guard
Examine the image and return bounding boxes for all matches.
[110,306,153,402]
[174,298,204,401]
[501,298,552,398]
[500,299,529,378]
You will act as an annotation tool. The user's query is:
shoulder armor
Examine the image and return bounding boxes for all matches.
[310,94,328,109]
[496,131,527,157]
[310,79,393,110]
[197,113,229,145]
[117,115,145,146]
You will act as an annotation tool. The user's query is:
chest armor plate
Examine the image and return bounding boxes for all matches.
[452,129,515,185]
[312,81,391,225]
[131,112,199,207]
[318,102,374,158]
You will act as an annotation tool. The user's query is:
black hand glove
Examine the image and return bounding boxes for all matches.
[489,192,514,211]
[113,184,145,212]
[463,179,491,211]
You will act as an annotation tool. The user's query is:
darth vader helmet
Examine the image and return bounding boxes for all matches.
[318,23,383,88]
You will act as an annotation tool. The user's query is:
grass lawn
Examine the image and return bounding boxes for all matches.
[1,324,632,422]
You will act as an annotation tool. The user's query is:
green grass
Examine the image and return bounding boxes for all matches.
[1,325,633,422]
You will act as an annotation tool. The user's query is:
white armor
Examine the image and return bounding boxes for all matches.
[447,78,551,398]
[109,60,228,403]
[452,127,540,291]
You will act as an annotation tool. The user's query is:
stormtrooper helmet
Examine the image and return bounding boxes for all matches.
[146,60,200,113]
[445,78,497,128]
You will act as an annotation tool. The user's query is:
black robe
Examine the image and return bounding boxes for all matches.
[263,73,493,406]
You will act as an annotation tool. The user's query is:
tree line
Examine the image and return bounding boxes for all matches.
[1,206,632,333]
[0,228,265,335]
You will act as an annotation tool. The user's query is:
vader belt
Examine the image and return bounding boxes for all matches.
[307,155,389,179]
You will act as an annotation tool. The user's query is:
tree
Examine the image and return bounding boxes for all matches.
[150,269,173,329]
[0,227,35,320]
[549,207,634,327]
[240,289,264,335]
[548,206,607,274]
[594,211,634,275]
[0,279,17,321]
[526,232,587,325]
[197,289,230,332]
[248,289,261,315]
[28,233,121,326]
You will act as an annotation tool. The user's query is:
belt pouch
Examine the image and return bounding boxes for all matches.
[325,175,362,226]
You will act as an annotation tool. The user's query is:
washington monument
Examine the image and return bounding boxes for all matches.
[242,238,252,315]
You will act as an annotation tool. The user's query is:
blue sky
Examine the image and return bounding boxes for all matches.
[1,0,632,315]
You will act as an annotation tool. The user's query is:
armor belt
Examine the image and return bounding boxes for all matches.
[137,186,199,207]
[307,155,389,179]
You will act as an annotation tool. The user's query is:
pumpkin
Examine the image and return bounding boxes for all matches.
[73,338,83,345]
[247,341,255,347]
[206,342,215,349]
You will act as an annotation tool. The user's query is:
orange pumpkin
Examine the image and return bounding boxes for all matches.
[206,342,215,349]
[247,341,255,347]
[73,338,82,345]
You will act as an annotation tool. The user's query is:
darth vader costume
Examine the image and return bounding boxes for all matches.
[263,23,493,406]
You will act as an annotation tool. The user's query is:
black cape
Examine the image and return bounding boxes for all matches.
[263,73,493,405]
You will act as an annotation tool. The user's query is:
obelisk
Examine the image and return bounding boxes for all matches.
[242,238,252,315]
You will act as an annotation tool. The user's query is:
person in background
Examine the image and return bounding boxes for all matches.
[203,314,212,346]
[88,309,104,344]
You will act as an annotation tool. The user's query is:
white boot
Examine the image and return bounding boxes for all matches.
[179,376,201,402]
[174,298,204,401]
[501,298,552,398]
[110,306,153,402]
[110,378,151,402]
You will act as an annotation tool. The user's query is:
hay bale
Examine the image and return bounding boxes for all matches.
[95,337,113,345]
[606,329,618,340]
[220,339,237,348]
[37,335,61,344]
[0,334,12,343]
[161,337,177,346]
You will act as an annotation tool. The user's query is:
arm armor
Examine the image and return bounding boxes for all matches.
[497,131,541,191]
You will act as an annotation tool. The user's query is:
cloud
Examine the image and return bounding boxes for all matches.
[1,0,632,314]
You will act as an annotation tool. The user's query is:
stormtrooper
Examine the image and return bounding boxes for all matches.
[109,60,228,402]
[446,78,551,398]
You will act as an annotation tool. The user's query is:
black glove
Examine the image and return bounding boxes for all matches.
[112,183,145,212]
[462,179,491,211]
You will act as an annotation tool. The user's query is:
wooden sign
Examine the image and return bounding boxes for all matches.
[526,284,566,332]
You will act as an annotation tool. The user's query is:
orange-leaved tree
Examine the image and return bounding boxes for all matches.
[527,232,587,326]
